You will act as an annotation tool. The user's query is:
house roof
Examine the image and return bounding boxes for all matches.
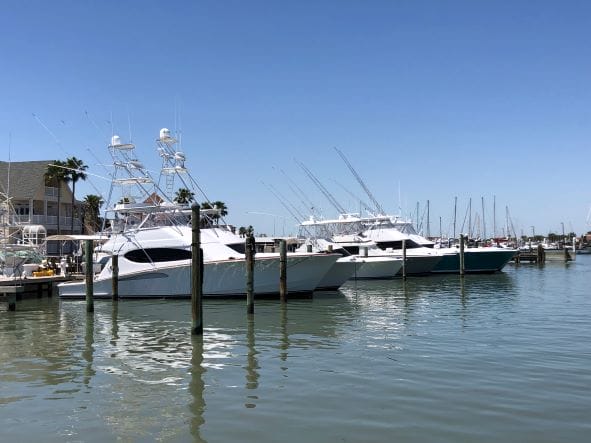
[0,160,57,199]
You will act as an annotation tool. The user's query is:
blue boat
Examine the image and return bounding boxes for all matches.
[432,247,517,273]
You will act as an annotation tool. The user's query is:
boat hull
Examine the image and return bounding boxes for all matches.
[432,248,517,273]
[316,256,357,290]
[59,253,339,299]
[353,256,403,279]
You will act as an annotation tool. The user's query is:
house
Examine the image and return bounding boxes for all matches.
[0,160,82,255]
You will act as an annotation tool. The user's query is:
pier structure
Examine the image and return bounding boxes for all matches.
[0,275,71,310]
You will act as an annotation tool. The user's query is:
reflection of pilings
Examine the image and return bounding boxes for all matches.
[83,314,95,387]
[110,301,119,346]
[190,336,207,442]
[280,304,289,369]
[245,317,259,408]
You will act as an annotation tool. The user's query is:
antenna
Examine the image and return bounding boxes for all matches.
[295,159,346,215]
[334,147,385,215]
[276,167,317,216]
[261,181,304,224]
[330,178,373,214]
[7,132,11,200]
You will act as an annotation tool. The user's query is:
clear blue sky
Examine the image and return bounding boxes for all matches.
[2,0,590,237]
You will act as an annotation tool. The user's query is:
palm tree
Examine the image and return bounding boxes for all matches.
[174,188,195,204]
[66,157,87,234]
[200,201,213,228]
[83,194,103,233]
[238,226,247,238]
[44,160,71,237]
[211,201,228,225]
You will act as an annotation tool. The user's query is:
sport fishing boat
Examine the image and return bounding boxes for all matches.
[58,130,339,298]
[299,216,410,278]
[58,218,338,298]
[368,217,517,274]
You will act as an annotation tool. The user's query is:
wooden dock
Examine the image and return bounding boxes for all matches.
[0,275,72,310]
[512,246,572,264]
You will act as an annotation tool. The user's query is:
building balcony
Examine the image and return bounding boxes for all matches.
[10,214,82,231]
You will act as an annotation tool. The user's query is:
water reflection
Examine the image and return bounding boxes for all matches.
[279,304,289,370]
[82,314,95,387]
[245,315,259,408]
[110,302,119,347]
[189,336,206,443]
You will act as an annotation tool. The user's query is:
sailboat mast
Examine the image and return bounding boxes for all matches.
[468,198,472,239]
[493,195,497,238]
[481,196,486,241]
[453,196,457,239]
[426,199,430,238]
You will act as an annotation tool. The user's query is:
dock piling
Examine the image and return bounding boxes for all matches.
[85,239,94,313]
[279,239,287,303]
[111,254,119,301]
[191,204,203,335]
[402,239,407,280]
[459,234,465,277]
[246,234,255,314]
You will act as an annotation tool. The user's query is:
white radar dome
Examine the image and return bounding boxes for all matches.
[159,128,171,139]
[111,135,122,146]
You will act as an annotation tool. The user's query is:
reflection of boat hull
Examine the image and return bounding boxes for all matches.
[432,248,517,273]
[353,256,403,279]
[59,253,339,298]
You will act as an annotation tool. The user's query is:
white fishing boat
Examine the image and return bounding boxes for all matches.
[58,222,338,298]
[301,214,439,276]
[58,129,338,298]
[365,217,516,274]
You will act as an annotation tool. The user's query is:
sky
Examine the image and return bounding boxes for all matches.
[1,0,590,237]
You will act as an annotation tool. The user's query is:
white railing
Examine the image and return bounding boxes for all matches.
[26,215,82,230]
[10,215,31,224]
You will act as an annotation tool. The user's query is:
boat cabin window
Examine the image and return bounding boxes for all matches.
[124,248,192,263]
[376,240,421,250]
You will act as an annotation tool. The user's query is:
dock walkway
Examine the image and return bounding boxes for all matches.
[0,275,72,311]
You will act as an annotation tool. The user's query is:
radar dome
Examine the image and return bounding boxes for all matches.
[111,135,122,146]
[159,128,171,139]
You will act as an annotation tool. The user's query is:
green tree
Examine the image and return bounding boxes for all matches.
[174,188,195,204]
[83,194,103,233]
[44,160,71,237]
[66,157,88,234]
[211,201,228,225]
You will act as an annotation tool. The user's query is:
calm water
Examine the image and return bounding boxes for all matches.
[1,257,590,442]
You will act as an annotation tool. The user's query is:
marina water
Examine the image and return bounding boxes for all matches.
[1,257,590,442]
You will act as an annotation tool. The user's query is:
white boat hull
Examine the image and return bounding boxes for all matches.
[316,256,357,290]
[353,256,403,279]
[59,253,339,299]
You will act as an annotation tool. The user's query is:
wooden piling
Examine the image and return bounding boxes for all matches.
[246,234,255,315]
[85,239,94,313]
[191,204,203,335]
[402,239,407,280]
[279,239,287,303]
[459,234,465,277]
[536,243,545,264]
[111,254,119,301]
